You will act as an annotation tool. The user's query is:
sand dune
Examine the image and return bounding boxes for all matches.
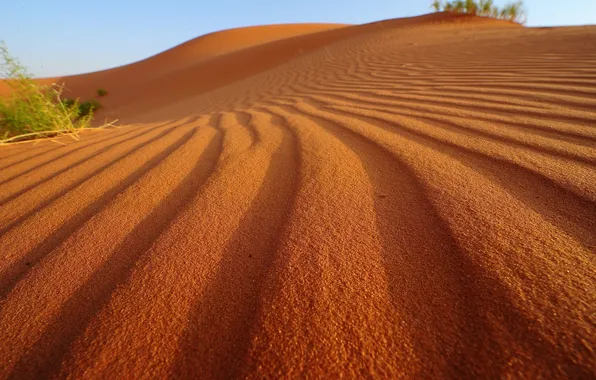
[1,12,595,379]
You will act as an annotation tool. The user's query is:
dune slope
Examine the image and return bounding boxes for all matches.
[0,23,346,111]
[1,12,595,379]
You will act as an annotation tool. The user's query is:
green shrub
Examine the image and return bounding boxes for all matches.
[0,41,95,141]
[431,0,527,24]
[78,99,102,117]
[61,98,102,118]
[61,98,76,109]
[96,88,108,97]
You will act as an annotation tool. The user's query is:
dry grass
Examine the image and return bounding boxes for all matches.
[0,42,115,144]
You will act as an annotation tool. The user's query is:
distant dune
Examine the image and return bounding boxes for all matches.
[0,11,595,379]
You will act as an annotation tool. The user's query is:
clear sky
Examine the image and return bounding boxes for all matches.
[1,0,595,77]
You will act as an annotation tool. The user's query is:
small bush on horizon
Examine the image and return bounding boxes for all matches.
[0,41,96,142]
[430,0,527,24]
[96,88,108,97]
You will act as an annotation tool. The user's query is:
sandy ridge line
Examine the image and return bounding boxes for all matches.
[0,124,145,182]
[384,107,596,166]
[281,100,594,377]
[289,102,545,376]
[289,98,596,251]
[168,110,298,378]
[304,88,596,145]
[52,112,288,378]
[372,91,596,125]
[218,112,255,157]
[282,86,596,159]
[293,98,596,273]
[301,86,596,142]
[403,75,596,88]
[292,80,596,129]
[0,121,169,175]
[294,98,596,236]
[234,110,260,146]
[0,123,202,304]
[280,75,596,160]
[270,104,486,377]
[239,106,415,378]
[423,69,596,78]
[314,65,596,96]
[327,102,596,204]
[416,80,596,97]
[0,125,139,164]
[0,123,220,378]
[305,91,596,165]
[0,143,65,166]
[0,120,181,190]
[430,85,596,113]
[406,87,596,113]
[0,119,196,232]
[364,67,596,83]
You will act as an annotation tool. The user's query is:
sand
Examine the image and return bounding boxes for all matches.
[0,12,595,379]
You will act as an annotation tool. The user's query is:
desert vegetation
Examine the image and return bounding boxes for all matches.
[431,0,526,24]
[0,42,104,143]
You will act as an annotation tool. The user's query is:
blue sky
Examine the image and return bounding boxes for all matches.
[1,0,595,77]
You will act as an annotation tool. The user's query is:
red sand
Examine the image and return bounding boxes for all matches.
[0,12,595,379]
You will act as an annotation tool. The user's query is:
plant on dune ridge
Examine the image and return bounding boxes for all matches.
[502,1,526,23]
[96,88,108,97]
[465,0,478,14]
[0,42,99,143]
[478,0,494,15]
[432,0,526,24]
[452,0,466,13]
[499,7,508,19]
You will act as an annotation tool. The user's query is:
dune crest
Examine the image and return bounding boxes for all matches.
[1,12,595,379]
